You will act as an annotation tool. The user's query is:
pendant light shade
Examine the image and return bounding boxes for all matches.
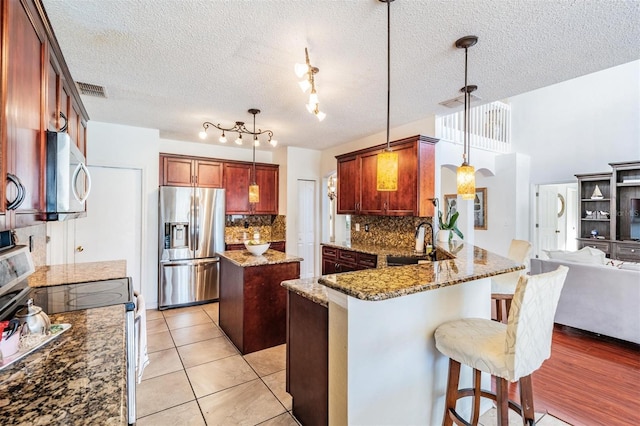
[249,183,259,203]
[455,35,478,199]
[457,164,475,200]
[376,0,398,192]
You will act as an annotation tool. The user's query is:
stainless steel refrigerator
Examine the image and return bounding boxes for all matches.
[158,186,225,309]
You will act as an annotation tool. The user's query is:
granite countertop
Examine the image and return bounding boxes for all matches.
[318,241,523,301]
[218,249,303,267]
[28,260,127,288]
[225,238,286,245]
[281,277,328,307]
[0,305,127,425]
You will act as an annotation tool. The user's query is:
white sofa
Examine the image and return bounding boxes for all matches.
[530,258,640,344]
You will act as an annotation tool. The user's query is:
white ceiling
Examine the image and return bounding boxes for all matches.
[42,0,639,152]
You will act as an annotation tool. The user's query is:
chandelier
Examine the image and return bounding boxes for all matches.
[295,47,326,121]
[199,108,278,147]
[455,35,478,200]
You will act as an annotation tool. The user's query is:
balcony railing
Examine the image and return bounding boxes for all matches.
[436,101,511,153]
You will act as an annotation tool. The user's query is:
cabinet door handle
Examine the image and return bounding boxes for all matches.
[6,173,26,210]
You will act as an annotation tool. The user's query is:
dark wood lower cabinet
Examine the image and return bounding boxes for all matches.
[286,291,328,426]
[219,257,300,354]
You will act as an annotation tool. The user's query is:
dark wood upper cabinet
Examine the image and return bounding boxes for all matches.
[160,155,223,188]
[1,0,89,230]
[161,153,279,216]
[335,135,438,217]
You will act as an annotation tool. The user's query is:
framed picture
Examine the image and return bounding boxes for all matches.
[474,187,487,230]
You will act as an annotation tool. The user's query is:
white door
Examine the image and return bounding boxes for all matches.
[297,179,316,278]
[536,185,559,258]
[59,166,143,292]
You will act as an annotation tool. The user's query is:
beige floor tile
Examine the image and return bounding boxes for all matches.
[243,344,286,377]
[203,303,219,323]
[136,370,194,418]
[186,354,258,398]
[262,370,292,411]
[147,330,175,353]
[146,309,164,321]
[478,407,546,426]
[178,336,238,368]
[165,311,213,330]
[171,322,223,347]
[142,348,184,381]
[258,412,300,426]
[147,318,169,334]
[198,379,286,425]
[136,400,205,426]
[161,305,206,317]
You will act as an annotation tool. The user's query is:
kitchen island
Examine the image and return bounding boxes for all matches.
[282,241,523,425]
[0,305,128,425]
[218,249,302,354]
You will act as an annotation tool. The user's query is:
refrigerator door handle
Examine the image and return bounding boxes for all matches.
[195,200,200,252]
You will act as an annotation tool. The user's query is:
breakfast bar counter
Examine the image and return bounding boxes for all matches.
[282,242,523,425]
[28,260,127,288]
[0,305,127,425]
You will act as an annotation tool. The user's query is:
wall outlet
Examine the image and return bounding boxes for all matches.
[364,224,370,232]
[355,223,360,232]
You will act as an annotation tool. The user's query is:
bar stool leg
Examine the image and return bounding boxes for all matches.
[443,358,462,426]
[519,375,535,426]
[496,377,509,426]
[495,298,503,323]
[471,369,481,425]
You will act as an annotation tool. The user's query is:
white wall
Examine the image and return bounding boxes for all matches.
[510,60,640,184]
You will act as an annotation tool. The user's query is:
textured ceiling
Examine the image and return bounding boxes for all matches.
[42,0,640,151]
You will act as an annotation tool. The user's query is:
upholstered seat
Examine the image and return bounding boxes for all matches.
[435,265,569,426]
[491,239,532,323]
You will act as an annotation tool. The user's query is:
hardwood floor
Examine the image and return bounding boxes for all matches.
[510,325,640,426]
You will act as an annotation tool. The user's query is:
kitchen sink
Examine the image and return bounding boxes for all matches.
[386,250,453,266]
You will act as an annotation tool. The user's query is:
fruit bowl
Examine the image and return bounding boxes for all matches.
[244,240,270,256]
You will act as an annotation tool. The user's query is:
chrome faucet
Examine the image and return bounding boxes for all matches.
[415,221,437,261]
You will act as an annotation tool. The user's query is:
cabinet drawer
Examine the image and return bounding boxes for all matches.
[578,240,610,254]
[322,246,338,259]
[338,249,357,263]
[614,243,640,262]
[357,253,377,269]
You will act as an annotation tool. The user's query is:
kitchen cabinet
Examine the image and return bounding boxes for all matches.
[160,154,223,188]
[223,161,279,215]
[321,245,377,275]
[1,0,89,230]
[336,135,437,217]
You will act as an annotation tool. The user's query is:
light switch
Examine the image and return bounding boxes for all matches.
[355,223,360,232]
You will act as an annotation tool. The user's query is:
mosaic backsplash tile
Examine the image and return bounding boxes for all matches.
[225,214,286,242]
[349,215,434,249]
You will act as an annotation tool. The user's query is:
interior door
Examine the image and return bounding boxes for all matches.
[536,185,560,258]
[297,179,316,278]
[72,166,143,291]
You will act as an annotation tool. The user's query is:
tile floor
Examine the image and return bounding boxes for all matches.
[139,302,569,426]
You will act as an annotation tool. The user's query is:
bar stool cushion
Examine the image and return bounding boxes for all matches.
[437,265,569,382]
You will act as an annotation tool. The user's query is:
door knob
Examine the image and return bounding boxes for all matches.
[76,246,84,252]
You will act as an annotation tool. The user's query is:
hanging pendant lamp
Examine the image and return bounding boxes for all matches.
[376,0,398,192]
[455,35,478,200]
[248,109,260,204]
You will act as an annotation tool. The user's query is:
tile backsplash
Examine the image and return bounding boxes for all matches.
[12,223,47,267]
[349,215,434,249]
[225,215,286,242]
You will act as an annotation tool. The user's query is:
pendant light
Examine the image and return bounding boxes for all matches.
[455,35,478,200]
[376,0,398,192]
[248,109,260,204]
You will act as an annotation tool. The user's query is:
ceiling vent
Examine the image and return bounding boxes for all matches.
[76,82,107,98]
[439,92,482,108]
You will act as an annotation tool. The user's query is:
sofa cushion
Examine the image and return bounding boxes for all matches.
[543,247,606,265]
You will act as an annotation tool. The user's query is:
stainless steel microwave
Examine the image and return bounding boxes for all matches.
[43,131,92,221]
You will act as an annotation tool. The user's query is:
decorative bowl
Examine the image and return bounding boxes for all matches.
[244,240,270,256]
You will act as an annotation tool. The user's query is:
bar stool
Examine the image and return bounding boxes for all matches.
[492,239,532,323]
[435,265,568,426]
